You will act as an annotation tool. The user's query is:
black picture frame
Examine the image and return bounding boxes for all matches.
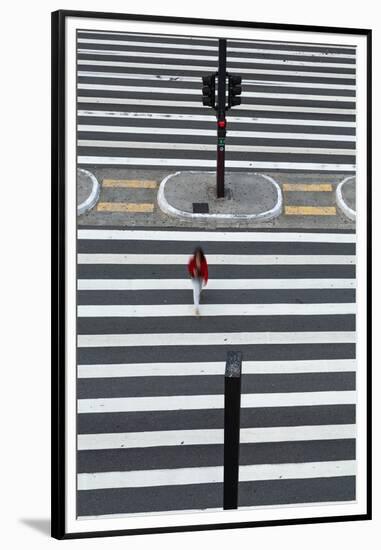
[51,9,372,540]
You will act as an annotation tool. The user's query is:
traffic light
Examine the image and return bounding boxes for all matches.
[202,74,216,108]
[228,74,242,109]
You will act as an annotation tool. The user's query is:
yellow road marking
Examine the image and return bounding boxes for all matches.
[283,183,333,192]
[97,202,154,213]
[103,179,158,189]
[285,206,337,216]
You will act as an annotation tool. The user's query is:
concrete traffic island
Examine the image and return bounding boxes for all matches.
[158,171,282,222]
[336,176,356,221]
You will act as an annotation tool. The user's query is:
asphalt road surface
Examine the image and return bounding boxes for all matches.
[77,30,356,174]
[76,226,356,518]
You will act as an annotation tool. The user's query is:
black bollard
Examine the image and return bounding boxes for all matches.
[223,351,242,510]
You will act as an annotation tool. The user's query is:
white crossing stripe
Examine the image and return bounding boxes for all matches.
[78,140,355,156]
[78,391,356,413]
[78,157,356,171]
[77,30,355,49]
[78,331,355,349]
[78,424,356,450]
[78,98,355,115]
[77,460,356,490]
[78,83,356,103]
[78,59,356,79]
[78,48,354,69]
[77,359,356,379]
[77,110,356,128]
[77,253,355,265]
[77,359,357,378]
[77,71,357,90]
[78,125,356,140]
[78,303,356,318]
[77,39,356,59]
[77,278,356,291]
[77,229,356,243]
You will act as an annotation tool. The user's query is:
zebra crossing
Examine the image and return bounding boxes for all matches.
[77,30,356,173]
[76,227,356,518]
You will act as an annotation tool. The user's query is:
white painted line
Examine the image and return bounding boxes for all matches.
[78,157,355,171]
[78,391,356,414]
[77,71,357,90]
[77,359,356,379]
[77,362,225,379]
[77,228,356,243]
[77,109,356,128]
[77,253,355,265]
[78,424,356,450]
[77,278,356,291]
[78,391,356,413]
[336,176,356,221]
[77,30,218,41]
[77,140,355,155]
[78,465,211,490]
[78,500,356,519]
[77,30,356,49]
[77,460,356,490]
[238,460,356,482]
[78,83,356,102]
[77,38,356,59]
[77,84,354,104]
[78,48,355,69]
[77,169,100,216]
[78,302,356,318]
[76,30,211,41]
[77,331,356,349]
[77,97,355,115]
[78,59,356,79]
[78,125,356,141]
[243,80,355,89]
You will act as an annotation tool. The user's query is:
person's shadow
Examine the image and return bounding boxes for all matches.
[19,519,50,537]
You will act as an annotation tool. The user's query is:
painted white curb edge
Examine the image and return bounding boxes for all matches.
[77,168,101,216]
[157,171,282,221]
[336,175,356,222]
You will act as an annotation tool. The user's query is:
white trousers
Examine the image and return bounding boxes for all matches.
[191,277,202,307]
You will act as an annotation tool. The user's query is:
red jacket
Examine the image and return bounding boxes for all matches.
[188,256,208,284]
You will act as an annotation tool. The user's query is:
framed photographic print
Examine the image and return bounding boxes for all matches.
[51,9,372,539]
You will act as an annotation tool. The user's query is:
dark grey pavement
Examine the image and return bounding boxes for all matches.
[76,226,356,517]
[76,30,356,174]
[75,28,357,519]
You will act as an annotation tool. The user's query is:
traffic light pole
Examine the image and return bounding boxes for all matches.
[216,38,227,199]
[200,40,242,199]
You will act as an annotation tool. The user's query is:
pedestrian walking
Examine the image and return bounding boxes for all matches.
[188,247,208,316]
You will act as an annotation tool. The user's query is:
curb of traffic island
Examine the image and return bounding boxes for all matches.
[157,171,282,221]
[336,175,356,222]
[77,168,101,216]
